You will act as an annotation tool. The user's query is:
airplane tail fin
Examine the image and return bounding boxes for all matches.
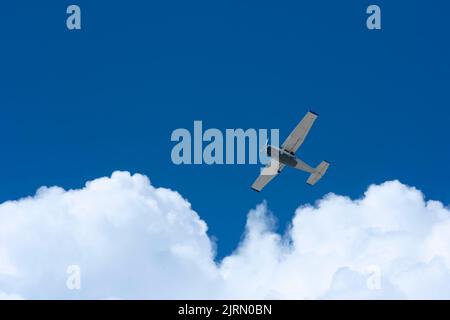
[306,161,330,185]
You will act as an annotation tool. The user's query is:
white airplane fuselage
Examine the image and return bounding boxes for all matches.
[266,145,315,174]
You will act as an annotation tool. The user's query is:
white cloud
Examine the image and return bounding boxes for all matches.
[0,291,23,300]
[0,172,220,299]
[0,172,449,299]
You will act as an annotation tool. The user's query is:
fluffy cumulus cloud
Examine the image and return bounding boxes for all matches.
[0,171,449,299]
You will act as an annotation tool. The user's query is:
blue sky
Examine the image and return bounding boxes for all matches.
[0,1,449,259]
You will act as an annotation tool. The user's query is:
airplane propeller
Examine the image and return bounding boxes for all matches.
[260,138,269,155]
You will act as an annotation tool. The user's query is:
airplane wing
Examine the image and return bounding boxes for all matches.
[281,111,318,154]
[251,159,285,192]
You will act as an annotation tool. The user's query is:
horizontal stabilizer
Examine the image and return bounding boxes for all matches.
[306,161,330,185]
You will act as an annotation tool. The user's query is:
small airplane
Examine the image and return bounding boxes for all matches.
[251,111,329,192]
